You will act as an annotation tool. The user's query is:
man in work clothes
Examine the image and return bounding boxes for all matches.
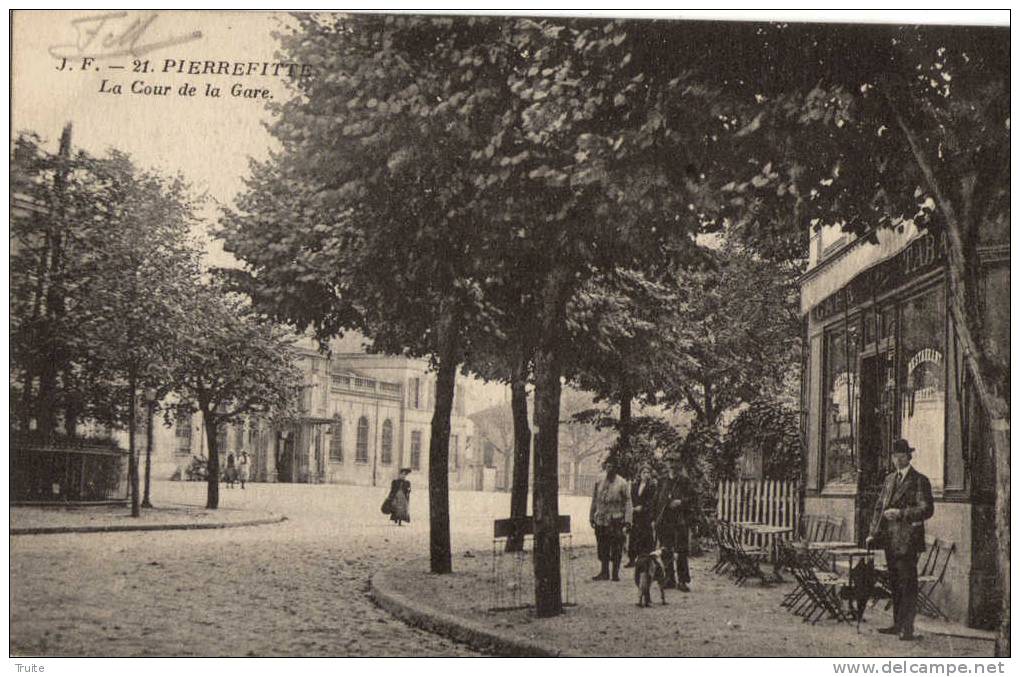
[867,438,934,641]
[589,460,633,581]
[655,463,693,591]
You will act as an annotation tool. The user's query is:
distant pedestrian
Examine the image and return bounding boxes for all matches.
[655,462,693,591]
[237,451,250,489]
[589,459,632,582]
[386,468,412,526]
[225,453,237,489]
[625,464,657,567]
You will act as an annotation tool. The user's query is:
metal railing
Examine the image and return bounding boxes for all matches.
[11,444,130,503]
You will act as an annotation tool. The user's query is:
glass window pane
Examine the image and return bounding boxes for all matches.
[329,416,343,462]
[356,417,369,463]
[899,289,945,490]
[824,319,859,486]
[381,420,393,465]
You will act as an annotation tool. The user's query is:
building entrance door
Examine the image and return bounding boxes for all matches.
[856,350,896,543]
[276,436,295,483]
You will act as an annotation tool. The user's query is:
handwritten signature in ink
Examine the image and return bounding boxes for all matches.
[48,11,202,59]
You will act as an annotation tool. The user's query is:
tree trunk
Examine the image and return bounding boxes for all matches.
[142,400,154,508]
[428,305,459,574]
[127,377,140,517]
[204,410,220,509]
[532,265,573,617]
[16,370,34,433]
[886,100,1010,655]
[506,362,531,553]
[617,386,633,468]
[64,397,79,438]
[993,423,1010,656]
[36,125,73,440]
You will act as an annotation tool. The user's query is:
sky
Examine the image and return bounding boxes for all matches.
[11,9,512,412]
[9,9,1005,415]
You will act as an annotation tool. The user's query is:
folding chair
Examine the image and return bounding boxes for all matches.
[793,562,853,624]
[728,523,769,586]
[871,539,940,612]
[779,540,810,610]
[709,518,736,575]
[917,540,955,620]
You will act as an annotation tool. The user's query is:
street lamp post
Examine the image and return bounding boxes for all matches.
[142,387,157,508]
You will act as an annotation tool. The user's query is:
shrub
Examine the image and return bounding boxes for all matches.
[722,399,802,481]
[184,455,208,481]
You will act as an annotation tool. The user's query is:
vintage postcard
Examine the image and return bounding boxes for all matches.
[9,9,1010,665]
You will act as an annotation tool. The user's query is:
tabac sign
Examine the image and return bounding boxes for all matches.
[812,231,945,322]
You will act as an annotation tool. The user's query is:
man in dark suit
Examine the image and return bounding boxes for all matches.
[866,438,934,641]
[655,462,693,591]
[624,464,657,568]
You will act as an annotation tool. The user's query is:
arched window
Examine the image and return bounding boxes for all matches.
[381,419,394,465]
[356,416,370,463]
[329,416,343,462]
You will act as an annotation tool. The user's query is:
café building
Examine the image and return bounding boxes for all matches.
[799,221,1007,629]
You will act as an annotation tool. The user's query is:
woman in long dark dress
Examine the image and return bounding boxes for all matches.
[388,468,412,526]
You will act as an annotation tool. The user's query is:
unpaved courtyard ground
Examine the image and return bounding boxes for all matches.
[10,481,594,656]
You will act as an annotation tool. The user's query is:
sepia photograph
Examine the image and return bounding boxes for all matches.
[8,8,1011,664]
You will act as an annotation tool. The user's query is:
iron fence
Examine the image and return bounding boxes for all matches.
[11,444,130,503]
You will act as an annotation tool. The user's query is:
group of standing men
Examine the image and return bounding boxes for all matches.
[589,460,693,591]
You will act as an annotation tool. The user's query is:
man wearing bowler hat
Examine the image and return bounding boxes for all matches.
[867,438,934,641]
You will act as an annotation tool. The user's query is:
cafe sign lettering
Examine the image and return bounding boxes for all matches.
[812,231,944,322]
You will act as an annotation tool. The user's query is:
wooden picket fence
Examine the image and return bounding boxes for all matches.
[716,479,801,555]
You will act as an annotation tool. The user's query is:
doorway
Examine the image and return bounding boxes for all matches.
[855,350,896,543]
[276,435,295,483]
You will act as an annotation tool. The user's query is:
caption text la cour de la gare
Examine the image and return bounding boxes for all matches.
[56,56,317,101]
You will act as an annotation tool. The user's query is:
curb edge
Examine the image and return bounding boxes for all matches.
[11,515,288,536]
[370,567,566,657]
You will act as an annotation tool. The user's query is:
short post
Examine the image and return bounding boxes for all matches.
[142,387,157,508]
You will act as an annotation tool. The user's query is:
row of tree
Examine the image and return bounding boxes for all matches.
[11,126,303,513]
[220,16,1007,654]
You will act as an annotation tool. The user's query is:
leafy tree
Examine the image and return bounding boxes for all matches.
[11,129,204,516]
[465,17,735,616]
[566,270,679,459]
[557,389,615,489]
[720,399,802,482]
[218,14,517,573]
[659,246,802,429]
[460,264,541,553]
[169,287,303,510]
[11,126,93,437]
[72,154,203,516]
[718,23,1008,653]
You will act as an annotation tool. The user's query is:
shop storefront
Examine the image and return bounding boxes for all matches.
[800,225,1004,629]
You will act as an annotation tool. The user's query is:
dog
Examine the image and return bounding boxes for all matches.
[634,550,667,607]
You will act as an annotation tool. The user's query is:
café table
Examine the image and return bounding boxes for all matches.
[734,522,796,582]
[826,547,878,624]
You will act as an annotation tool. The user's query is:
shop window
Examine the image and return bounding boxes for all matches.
[899,288,946,490]
[410,431,422,470]
[356,416,369,463]
[329,416,343,462]
[380,420,393,465]
[823,320,860,486]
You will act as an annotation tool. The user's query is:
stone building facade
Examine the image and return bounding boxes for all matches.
[137,335,478,490]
